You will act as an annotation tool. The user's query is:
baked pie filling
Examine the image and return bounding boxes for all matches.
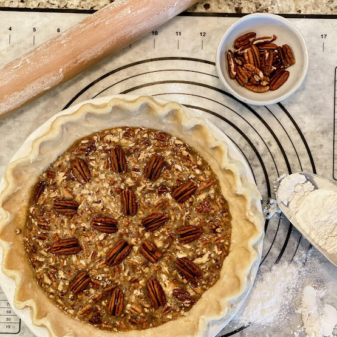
[24,127,232,331]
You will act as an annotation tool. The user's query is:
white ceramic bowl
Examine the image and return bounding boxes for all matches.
[216,13,309,106]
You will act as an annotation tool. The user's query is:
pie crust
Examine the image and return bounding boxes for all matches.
[0,96,264,337]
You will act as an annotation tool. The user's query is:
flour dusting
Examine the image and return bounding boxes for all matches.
[0,72,63,115]
[231,260,337,337]
[323,304,337,336]
[238,263,299,325]
[296,286,337,337]
[297,286,324,337]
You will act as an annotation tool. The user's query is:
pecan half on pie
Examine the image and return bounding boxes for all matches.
[24,127,232,331]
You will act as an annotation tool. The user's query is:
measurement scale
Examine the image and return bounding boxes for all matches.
[0,289,20,334]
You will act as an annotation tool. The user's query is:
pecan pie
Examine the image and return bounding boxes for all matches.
[24,127,231,331]
[0,97,264,337]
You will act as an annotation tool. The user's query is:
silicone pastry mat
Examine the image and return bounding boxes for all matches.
[0,11,336,337]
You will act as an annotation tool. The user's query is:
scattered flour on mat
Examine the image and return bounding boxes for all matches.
[322,305,337,336]
[230,174,337,336]
[296,286,324,337]
[295,286,337,337]
[237,262,299,325]
[231,260,337,336]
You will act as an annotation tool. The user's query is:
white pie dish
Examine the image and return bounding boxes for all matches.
[216,13,309,106]
[0,95,264,337]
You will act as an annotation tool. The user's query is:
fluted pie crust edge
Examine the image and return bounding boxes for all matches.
[0,96,264,337]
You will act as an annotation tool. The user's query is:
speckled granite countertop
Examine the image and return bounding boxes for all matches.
[0,0,336,14]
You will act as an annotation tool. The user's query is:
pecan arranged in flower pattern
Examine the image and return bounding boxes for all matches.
[108,287,124,317]
[172,288,195,304]
[106,239,133,266]
[143,154,164,181]
[141,213,169,232]
[51,238,82,255]
[176,226,203,244]
[175,257,202,280]
[171,182,197,203]
[139,240,162,263]
[34,181,45,202]
[71,158,91,184]
[91,216,118,233]
[25,126,232,332]
[68,271,90,294]
[121,189,137,216]
[111,145,127,173]
[53,200,79,215]
[146,279,166,309]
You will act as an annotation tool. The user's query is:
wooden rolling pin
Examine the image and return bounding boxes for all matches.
[0,0,198,118]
